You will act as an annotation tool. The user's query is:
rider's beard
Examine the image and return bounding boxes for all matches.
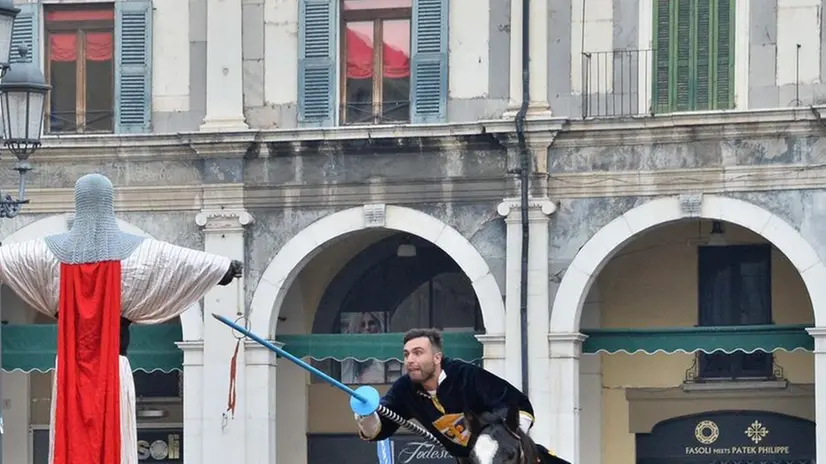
[410,358,436,384]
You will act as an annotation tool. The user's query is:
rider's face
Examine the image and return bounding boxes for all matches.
[403,337,441,384]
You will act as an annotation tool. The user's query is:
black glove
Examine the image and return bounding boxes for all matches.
[229,259,243,278]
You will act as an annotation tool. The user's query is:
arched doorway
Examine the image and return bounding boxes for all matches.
[545,195,826,464]
[250,205,503,464]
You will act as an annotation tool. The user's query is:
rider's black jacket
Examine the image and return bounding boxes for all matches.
[359,357,534,458]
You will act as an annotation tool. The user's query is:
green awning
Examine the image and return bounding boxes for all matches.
[276,331,483,362]
[582,324,813,355]
[2,324,184,373]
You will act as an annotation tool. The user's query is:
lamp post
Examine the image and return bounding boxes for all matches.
[0,1,51,462]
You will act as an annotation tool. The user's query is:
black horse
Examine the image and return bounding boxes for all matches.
[463,404,572,464]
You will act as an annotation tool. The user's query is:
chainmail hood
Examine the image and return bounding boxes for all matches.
[44,173,145,264]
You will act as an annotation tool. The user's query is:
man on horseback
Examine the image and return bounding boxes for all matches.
[354,328,566,463]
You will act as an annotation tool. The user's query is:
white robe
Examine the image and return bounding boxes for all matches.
[0,238,231,464]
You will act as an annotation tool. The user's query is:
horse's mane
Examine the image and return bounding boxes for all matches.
[471,409,541,463]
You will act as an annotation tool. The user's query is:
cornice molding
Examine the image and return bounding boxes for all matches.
[26,107,826,161]
[555,106,826,148]
[548,163,826,199]
[14,183,245,214]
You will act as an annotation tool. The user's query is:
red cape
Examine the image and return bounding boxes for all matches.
[52,261,122,464]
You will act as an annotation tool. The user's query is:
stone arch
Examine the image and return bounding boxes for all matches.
[249,205,505,337]
[549,194,826,334]
[2,214,203,340]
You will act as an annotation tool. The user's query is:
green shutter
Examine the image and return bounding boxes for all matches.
[115,0,152,133]
[10,3,39,66]
[694,0,711,110]
[652,0,734,113]
[674,0,693,111]
[411,0,448,124]
[713,0,734,109]
[652,0,671,113]
[298,0,336,127]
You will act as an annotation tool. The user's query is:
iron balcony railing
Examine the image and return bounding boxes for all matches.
[581,49,654,118]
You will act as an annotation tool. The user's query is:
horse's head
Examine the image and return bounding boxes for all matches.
[465,403,534,464]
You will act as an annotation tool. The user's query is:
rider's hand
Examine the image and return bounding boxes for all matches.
[229,259,243,278]
[355,412,381,439]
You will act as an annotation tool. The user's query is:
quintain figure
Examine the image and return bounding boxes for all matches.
[0,173,242,464]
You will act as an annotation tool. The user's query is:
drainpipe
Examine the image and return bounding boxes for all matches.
[514,0,531,395]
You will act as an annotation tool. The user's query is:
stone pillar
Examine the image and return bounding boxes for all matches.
[244,340,277,463]
[476,334,506,379]
[199,0,248,131]
[806,327,826,463]
[496,198,556,394]
[527,0,550,117]
[504,0,552,118]
[176,341,205,464]
[545,333,587,464]
[506,0,523,113]
[195,209,253,462]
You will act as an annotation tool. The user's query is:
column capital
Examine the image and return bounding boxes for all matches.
[548,332,588,358]
[475,333,506,360]
[196,209,254,233]
[176,340,205,365]
[497,197,557,218]
[244,339,281,367]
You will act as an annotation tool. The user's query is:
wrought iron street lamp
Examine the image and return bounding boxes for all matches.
[0,2,51,461]
[0,45,51,219]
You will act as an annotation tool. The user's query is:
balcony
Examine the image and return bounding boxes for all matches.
[580,49,654,119]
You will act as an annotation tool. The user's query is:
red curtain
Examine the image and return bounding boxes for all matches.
[49,32,112,62]
[346,29,410,80]
[86,32,113,61]
[50,34,77,62]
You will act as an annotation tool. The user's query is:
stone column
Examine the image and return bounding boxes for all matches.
[175,341,205,464]
[505,0,523,114]
[244,340,277,462]
[195,209,253,461]
[806,327,826,463]
[527,0,551,117]
[496,197,556,393]
[199,0,249,131]
[544,333,587,464]
[476,334,506,379]
[504,0,552,118]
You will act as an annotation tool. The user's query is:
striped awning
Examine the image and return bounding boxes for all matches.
[581,324,813,355]
[2,324,184,373]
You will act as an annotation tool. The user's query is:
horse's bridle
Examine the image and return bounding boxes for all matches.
[475,421,531,464]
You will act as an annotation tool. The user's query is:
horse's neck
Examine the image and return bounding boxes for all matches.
[518,432,539,464]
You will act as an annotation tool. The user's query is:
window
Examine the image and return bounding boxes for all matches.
[697,244,773,380]
[44,6,115,133]
[652,0,734,113]
[341,0,411,125]
[297,0,447,127]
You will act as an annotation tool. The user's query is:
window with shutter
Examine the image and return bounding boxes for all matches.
[299,0,337,127]
[10,3,39,67]
[115,0,152,134]
[411,0,447,124]
[340,0,412,125]
[652,0,734,113]
[44,5,115,134]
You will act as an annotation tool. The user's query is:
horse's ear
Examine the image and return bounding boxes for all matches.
[505,402,520,432]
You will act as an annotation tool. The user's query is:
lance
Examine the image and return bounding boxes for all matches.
[211,313,444,447]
